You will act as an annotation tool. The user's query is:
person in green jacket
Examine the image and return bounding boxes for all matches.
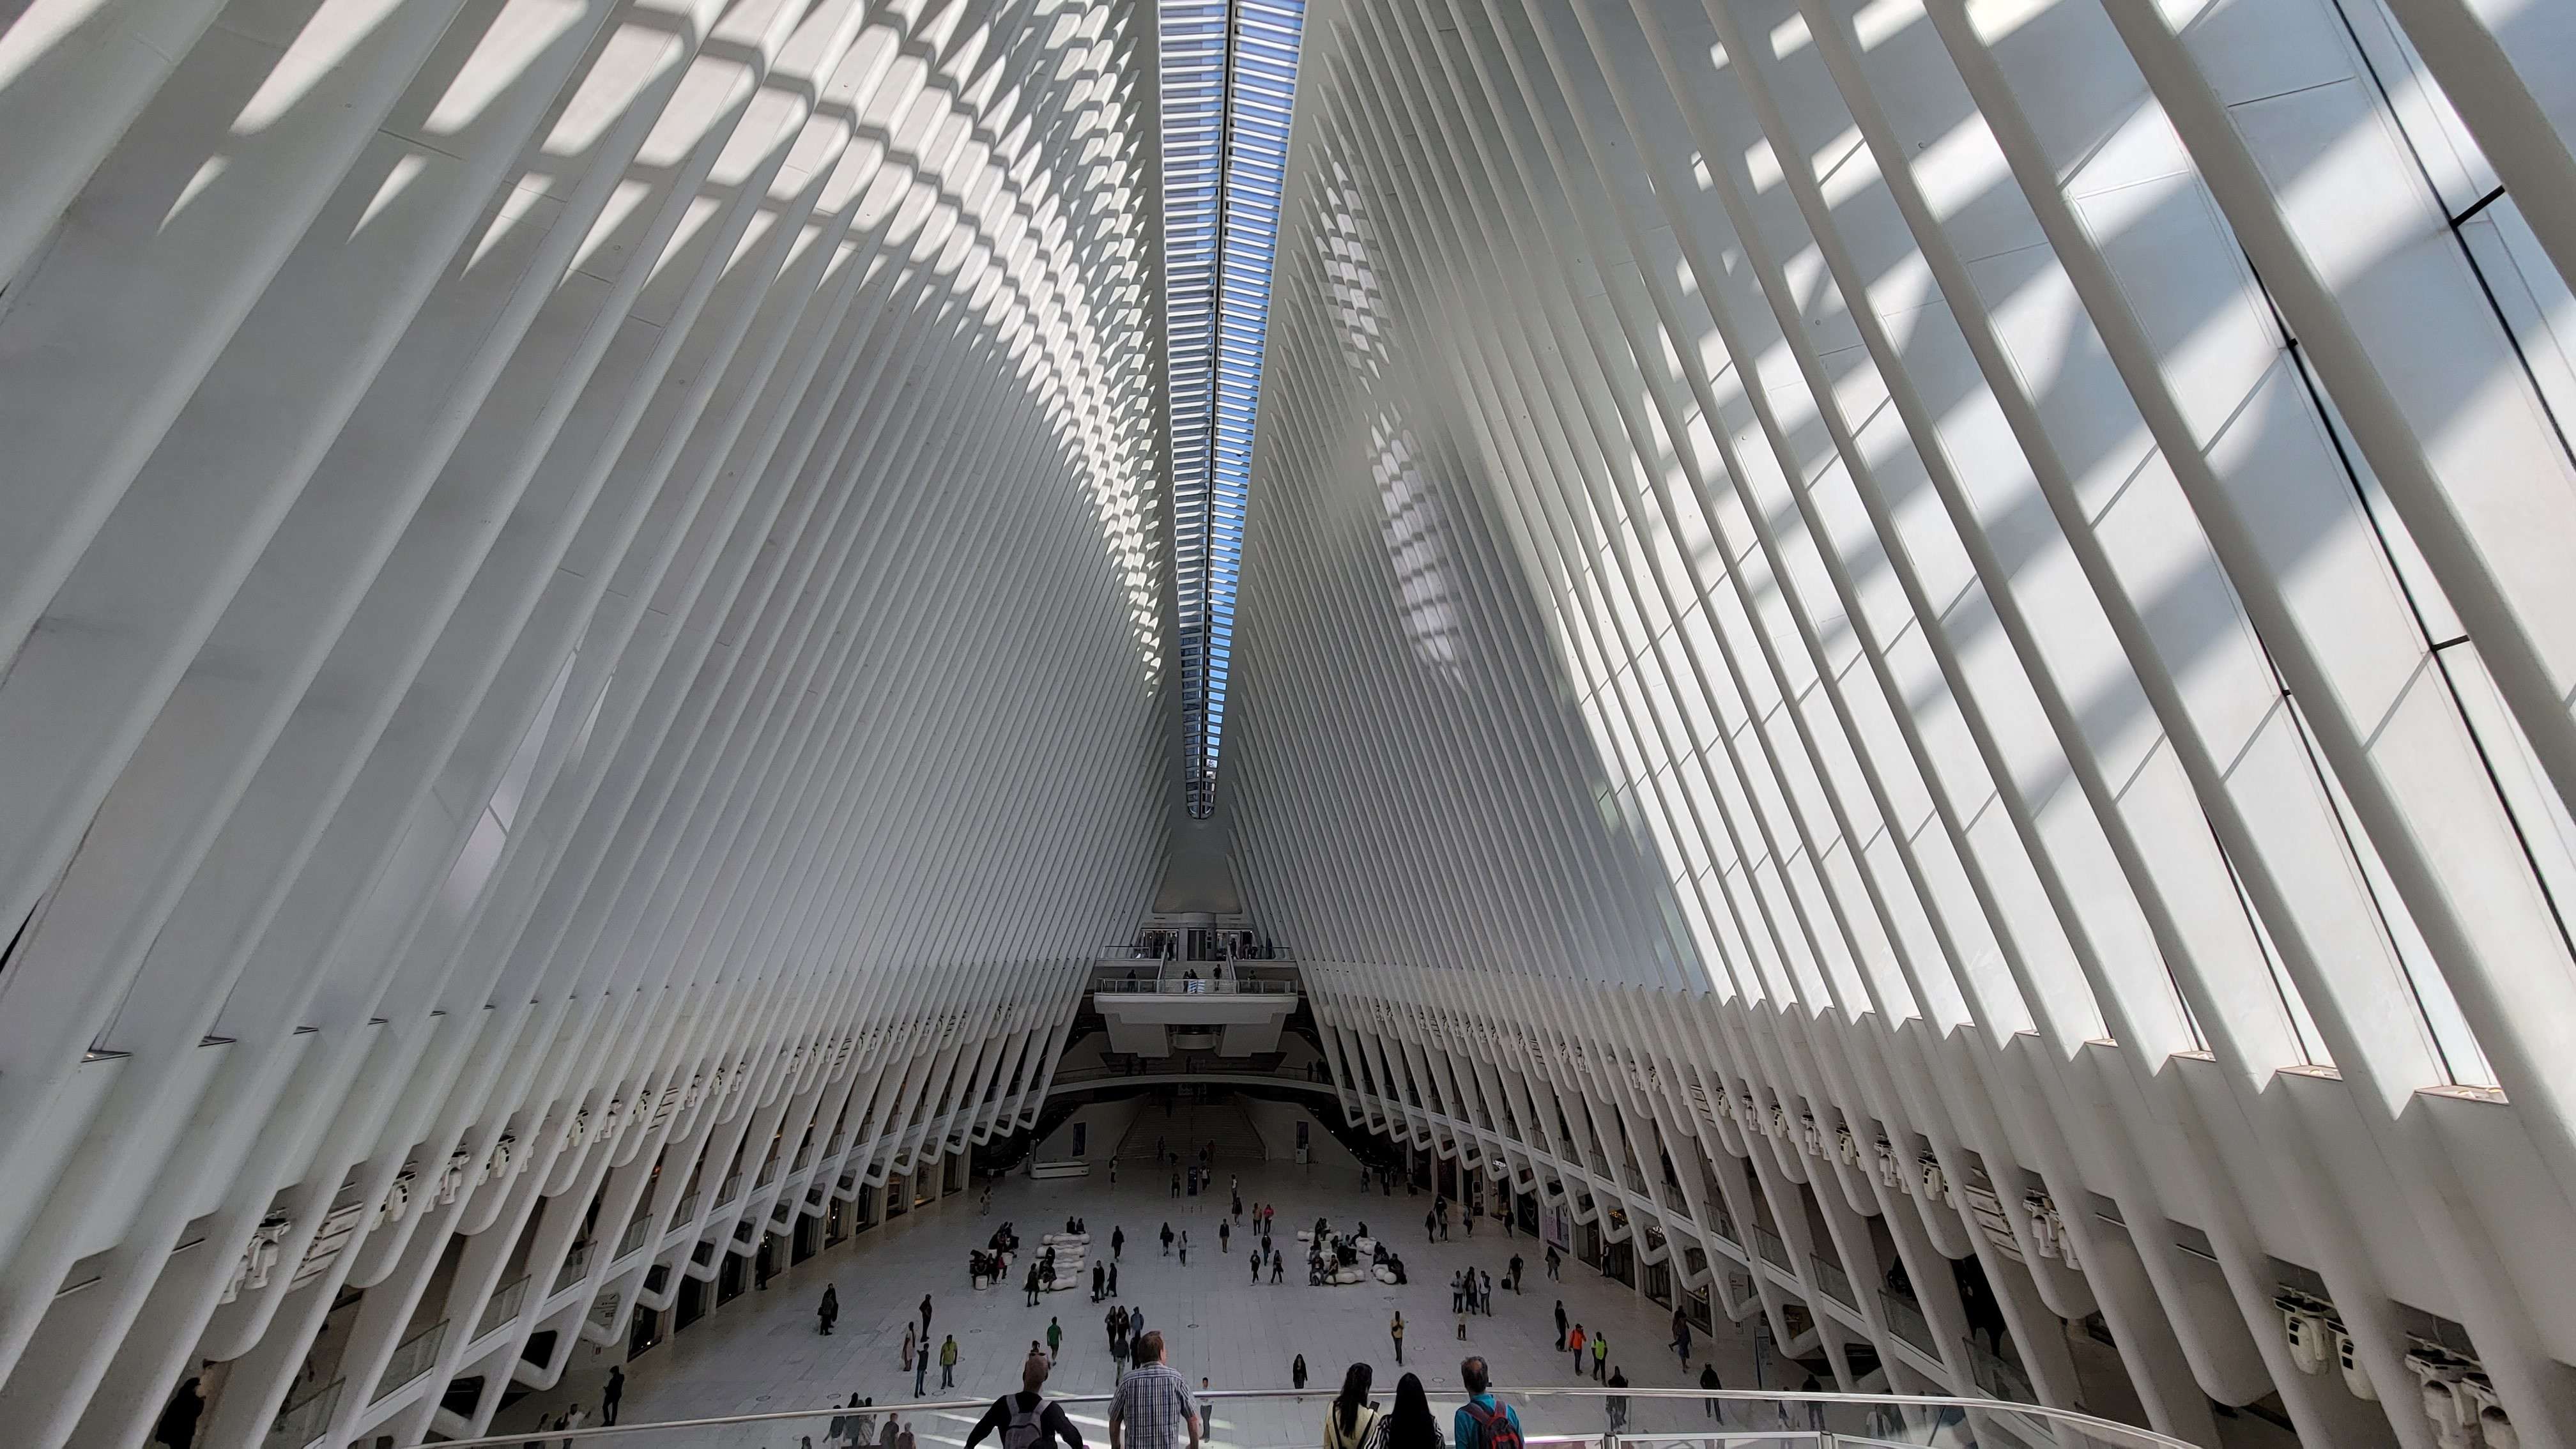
[1047,1317,1063,1360]
[1590,1332,1607,1381]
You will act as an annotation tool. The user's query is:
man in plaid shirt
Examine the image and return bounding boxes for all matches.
[1108,1331,1201,1449]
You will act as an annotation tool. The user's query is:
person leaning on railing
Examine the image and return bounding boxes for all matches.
[1449,1358,1522,1449]
[1108,1331,1200,1449]
[1322,1363,1378,1449]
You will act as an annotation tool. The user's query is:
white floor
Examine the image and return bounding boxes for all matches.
[488,1155,1785,1447]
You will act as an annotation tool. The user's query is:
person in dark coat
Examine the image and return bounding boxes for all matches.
[154,1378,204,1449]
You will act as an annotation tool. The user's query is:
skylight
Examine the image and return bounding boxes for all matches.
[1162,0,1304,818]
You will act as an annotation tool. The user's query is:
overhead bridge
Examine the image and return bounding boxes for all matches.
[1087,957,1301,1057]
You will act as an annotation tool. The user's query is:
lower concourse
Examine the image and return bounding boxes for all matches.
[484,1130,1781,1447]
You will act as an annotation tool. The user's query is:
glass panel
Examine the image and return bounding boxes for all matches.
[1160,0,1308,817]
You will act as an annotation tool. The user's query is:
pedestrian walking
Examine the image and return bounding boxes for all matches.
[1699,1362,1722,1418]
[1425,1209,1438,1244]
[1109,1261,1120,1296]
[905,1324,919,1375]
[1671,1308,1690,1362]
[1480,1271,1492,1314]
[1545,1247,1560,1280]
[1606,1370,1629,1434]
[1048,1317,1064,1361]
[602,1367,625,1426]
[1218,1220,1230,1254]
[922,1296,935,1335]
[1568,1324,1586,1370]
[1094,1261,1107,1301]
[1113,1227,1126,1261]
[1390,1311,1406,1365]
[1553,1301,1567,1346]
[1161,1223,1174,1256]
[1508,1255,1523,1292]
[1590,1333,1607,1382]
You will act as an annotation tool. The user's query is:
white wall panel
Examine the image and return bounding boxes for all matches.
[1226,0,2576,1446]
[0,0,1165,1443]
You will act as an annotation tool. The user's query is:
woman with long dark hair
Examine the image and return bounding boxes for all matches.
[1383,1373,1443,1449]
[1322,1362,1380,1449]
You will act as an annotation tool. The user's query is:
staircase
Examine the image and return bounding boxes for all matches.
[1116,1097,1267,1161]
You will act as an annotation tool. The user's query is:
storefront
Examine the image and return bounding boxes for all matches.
[1682,1248,1714,1330]
[1541,1199,1573,1255]
[1640,1226,1669,1303]
[885,1176,908,1216]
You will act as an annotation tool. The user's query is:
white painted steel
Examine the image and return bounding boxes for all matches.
[1220,1,2576,1447]
[4,0,2576,1443]
[0,0,1165,1445]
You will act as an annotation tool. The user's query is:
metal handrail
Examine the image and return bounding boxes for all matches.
[419,1384,2195,1448]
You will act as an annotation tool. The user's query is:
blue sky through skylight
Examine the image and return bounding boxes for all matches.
[1162,0,1303,818]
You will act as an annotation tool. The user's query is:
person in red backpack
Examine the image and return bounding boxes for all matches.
[1450,1357,1522,1449]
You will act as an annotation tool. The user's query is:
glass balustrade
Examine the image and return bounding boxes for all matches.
[263,1377,340,1449]
[477,1275,530,1339]
[422,1385,2192,1449]
[371,1319,445,1403]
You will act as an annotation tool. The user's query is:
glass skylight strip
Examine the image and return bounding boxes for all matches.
[1162,0,1304,818]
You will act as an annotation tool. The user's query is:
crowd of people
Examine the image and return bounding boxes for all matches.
[531,1171,1766,1449]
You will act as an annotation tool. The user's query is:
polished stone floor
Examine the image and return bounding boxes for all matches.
[488,1154,1782,1447]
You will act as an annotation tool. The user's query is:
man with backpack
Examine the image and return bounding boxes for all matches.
[965,1355,1086,1449]
[1450,1357,1523,1449]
